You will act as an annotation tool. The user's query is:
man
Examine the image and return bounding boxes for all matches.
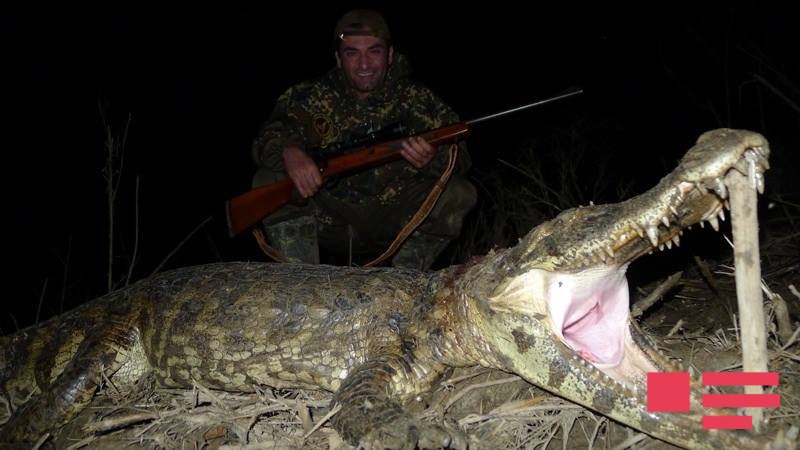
[251,9,476,270]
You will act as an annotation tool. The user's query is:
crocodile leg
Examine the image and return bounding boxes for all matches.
[331,355,465,450]
[3,322,140,443]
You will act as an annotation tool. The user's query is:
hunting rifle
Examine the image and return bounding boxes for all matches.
[226,87,583,237]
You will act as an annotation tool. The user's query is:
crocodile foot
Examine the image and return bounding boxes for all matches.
[357,416,466,450]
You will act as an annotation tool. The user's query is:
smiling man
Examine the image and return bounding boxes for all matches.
[251,9,476,269]
[337,33,392,96]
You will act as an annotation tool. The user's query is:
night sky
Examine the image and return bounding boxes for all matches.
[3,1,799,332]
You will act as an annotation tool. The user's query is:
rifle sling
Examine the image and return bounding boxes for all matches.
[252,228,290,263]
[363,143,458,267]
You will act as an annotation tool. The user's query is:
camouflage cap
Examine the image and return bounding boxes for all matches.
[334,9,391,42]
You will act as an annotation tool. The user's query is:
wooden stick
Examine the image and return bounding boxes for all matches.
[83,411,158,434]
[631,271,683,318]
[726,169,768,431]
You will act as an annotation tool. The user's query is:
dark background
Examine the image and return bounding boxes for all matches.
[3,1,799,333]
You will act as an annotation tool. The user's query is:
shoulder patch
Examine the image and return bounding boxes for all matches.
[312,114,335,142]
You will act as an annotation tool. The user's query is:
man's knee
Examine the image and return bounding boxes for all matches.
[430,176,477,231]
[439,176,477,212]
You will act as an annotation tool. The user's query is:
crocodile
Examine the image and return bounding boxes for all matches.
[0,129,781,449]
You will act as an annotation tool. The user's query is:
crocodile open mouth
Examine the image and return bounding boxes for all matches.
[547,265,631,367]
[545,265,661,390]
[503,129,771,390]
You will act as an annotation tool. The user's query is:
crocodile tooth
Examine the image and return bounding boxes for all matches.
[713,177,728,199]
[605,246,615,258]
[662,216,670,227]
[756,172,765,194]
[759,154,771,170]
[665,240,672,250]
[672,235,680,247]
[596,251,605,264]
[709,217,720,232]
[724,200,731,210]
[658,243,664,251]
[632,223,645,238]
[718,209,725,221]
[750,149,770,169]
[646,226,659,247]
[699,221,705,229]
[669,205,679,217]
[695,182,708,195]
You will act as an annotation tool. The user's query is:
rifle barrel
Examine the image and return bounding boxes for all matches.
[465,87,583,126]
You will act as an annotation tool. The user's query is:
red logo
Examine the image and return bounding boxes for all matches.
[647,372,780,429]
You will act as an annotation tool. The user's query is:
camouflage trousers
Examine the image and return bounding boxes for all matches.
[252,168,477,270]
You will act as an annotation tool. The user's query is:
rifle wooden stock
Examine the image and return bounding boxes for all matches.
[226,122,469,237]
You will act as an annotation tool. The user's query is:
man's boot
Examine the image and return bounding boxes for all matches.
[264,216,320,264]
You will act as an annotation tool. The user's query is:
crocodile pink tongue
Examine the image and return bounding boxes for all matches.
[560,279,629,366]
[546,267,631,366]
[564,306,623,364]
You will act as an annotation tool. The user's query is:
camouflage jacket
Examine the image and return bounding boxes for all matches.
[252,54,471,203]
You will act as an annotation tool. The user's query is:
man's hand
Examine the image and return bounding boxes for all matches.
[400,136,436,169]
[282,145,322,198]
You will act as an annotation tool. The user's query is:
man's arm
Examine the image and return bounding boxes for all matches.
[252,87,323,198]
[399,135,436,168]
[282,145,322,198]
[401,85,471,176]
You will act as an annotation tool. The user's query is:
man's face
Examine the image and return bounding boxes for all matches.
[336,35,393,97]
